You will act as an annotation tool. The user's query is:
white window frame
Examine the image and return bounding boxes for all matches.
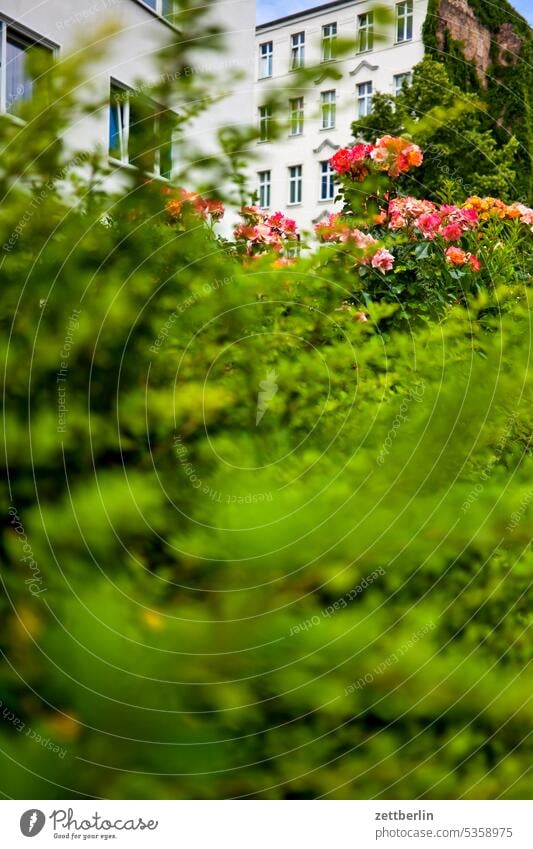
[357,80,373,118]
[258,104,271,141]
[357,11,374,53]
[321,89,336,130]
[139,0,175,18]
[393,71,412,95]
[322,22,337,61]
[290,31,305,70]
[396,0,413,43]
[289,96,304,135]
[288,164,302,205]
[258,170,271,208]
[109,80,175,180]
[259,41,273,78]
[320,160,335,202]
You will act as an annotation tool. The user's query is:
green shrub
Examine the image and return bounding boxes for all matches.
[0,23,532,802]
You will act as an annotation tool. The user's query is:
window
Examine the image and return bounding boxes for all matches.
[289,96,304,135]
[290,32,305,70]
[258,170,271,208]
[394,71,412,95]
[0,25,52,115]
[396,0,413,42]
[358,12,374,53]
[357,81,373,118]
[140,0,175,18]
[288,165,302,205]
[322,23,337,61]
[109,83,175,179]
[258,105,272,141]
[321,90,336,130]
[259,41,273,78]
[320,160,335,201]
[109,85,128,162]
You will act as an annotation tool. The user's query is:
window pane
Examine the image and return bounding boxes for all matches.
[5,36,44,113]
[289,165,302,204]
[258,171,270,208]
[109,85,127,159]
[109,103,121,158]
[291,32,305,69]
[320,162,334,200]
[260,41,273,77]
[322,23,336,60]
[289,97,303,135]
[259,106,270,141]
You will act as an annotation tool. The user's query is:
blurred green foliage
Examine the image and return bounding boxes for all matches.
[352,58,526,203]
[0,9,532,801]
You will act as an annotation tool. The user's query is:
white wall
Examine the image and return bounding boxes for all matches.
[254,0,427,233]
[0,0,255,171]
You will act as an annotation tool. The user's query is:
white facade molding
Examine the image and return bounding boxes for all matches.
[313,138,340,154]
[349,60,379,76]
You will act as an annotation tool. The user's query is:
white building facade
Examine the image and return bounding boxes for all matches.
[0,0,255,181]
[254,0,427,231]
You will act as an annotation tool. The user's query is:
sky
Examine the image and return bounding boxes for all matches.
[257,0,533,27]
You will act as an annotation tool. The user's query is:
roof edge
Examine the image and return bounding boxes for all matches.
[257,0,361,31]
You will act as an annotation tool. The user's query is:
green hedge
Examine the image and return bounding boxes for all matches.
[0,28,532,801]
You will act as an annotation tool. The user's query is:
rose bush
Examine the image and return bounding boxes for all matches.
[1,54,532,805]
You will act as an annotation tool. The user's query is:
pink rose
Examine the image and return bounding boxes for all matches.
[416,212,442,238]
[371,248,395,273]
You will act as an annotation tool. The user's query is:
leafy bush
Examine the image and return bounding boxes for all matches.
[0,29,532,802]
[352,58,527,203]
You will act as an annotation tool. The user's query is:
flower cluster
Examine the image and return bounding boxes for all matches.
[329,144,374,180]
[388,197,478,241]
[445,246,481,271]
[330,136,423,181]
[234,207,298,255]
[388,197,440,231]
[314,214,395,274]
[370,136,423,177]
[463,196,533,230]
[166,189,225,221]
